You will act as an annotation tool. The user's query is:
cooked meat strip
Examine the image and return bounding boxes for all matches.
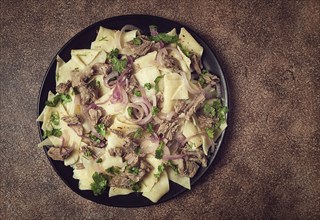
[190,54,203,75]
[78,85,98,105]
[88,108,103,124]
[92,63,112,75]
[163,55,181,71]
[99,115,113,128]
[69,124,84,136]
[156,120,180,141]
[125,75,139,94]
[128,36,154,56]
[183,150,207,167]
[109,176,133,189]
[56,80,71,94]
[180,161,200,178]
[174,101,188,114]
[109,129,126,138]
[108,146,125,157]
[202,73,219,86]
[61,115,82,125]
[47,146,73,161]
[198,115,217,129]
[185,93,205,120]
[71,69,94,88]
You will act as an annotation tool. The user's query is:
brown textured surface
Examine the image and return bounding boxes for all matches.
[1,0,319,219]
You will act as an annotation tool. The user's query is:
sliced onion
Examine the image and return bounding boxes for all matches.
[138,112,153,125]
[149,25,158,36]
[126,103,144,123]
[104,71,119,88]
[117,25,141,49]
[156,48,168,67]
[180,71,202,95]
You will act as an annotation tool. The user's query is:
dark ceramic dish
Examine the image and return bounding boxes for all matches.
[37,14,228,207]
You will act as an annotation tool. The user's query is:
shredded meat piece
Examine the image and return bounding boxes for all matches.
[125,75,139,94]
[179,160,200,178]
[174,101,188,114]
[99,115,113,128]
[109,176,133,189]
[92,63,112,75]
[71,69,94,88]
[69,124,84,136]
[56,80,71,94]
[78,85,98,105]
[82,134,106,148]
[182,149,207,167]
[81,146,97,159]
[128,36,154,56]
[163,55,181,71]
[109,129,126,138]
[108,146,125,157]
[47,146,73,161]
[62,115,82,125]
[198,115,217,129]
[203,74,219,86]
[190,54,203,75]
[125,152,139,166]
[88,108,102,124]
[185,93,205,120]
[156,120,180,141]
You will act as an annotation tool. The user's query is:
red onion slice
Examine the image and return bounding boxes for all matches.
[180,71,202,95]
[104,71,119,88]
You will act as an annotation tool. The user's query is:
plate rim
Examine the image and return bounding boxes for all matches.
[37,14,229,207]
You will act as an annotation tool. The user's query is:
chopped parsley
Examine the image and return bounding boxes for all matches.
[96,158,103,163]
[134,90,142,97]
[50,112,60,126]
[128,166,140,175]
[83,147,93,158]
[178,43,191,57]
[89,133,101,143]
[90,172,107,196]
[151,106,160,116]
[155,141,165,159]
[131,181,141,192]
[199,75,206,87]
[106,166,121,175]
[133,128,143,139]
[144,83,152,90]
[127,107,133,117]
[146,123,154,133]
[107,48,127,73]
[154,164,165,179]
[42,128,62,139]
[45,93,72,107]
[95,123,106,137]
[203,99,228,139]
[133,37,142,45]
[167,160,179,174]
[150,33,179,44]
[154,75,163,92]
[134,146,141,155]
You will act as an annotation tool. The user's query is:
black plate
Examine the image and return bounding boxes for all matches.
[37,14,228,207]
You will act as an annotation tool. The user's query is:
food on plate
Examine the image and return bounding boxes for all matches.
[37,25,228,203]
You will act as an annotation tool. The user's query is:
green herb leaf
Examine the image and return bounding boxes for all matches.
[150,33,179,44]
[90,172,107,196]
[205,127,215,139]
[167,160,179,174]
[50,112,60,126]
[134,146,141,155]
[106,166,121,175]
[127,107,133,117]
[133,128,143,139]
[131,181,141,192]
[99,36,108,41]
[107,48,119,60]
[151,106,160,116]
[144,83,152,90]
[45,93,72,107]
[154,164,165,179]
[42,128,62,139]
[146,123,154,133]
[154,75,163,92]
[95,123,106,137]
[177,43,191,57]
[155,141,165,159]
[96,158,103,163]
[89,133,101,143]
[111,57,127,73]
[134,90,142,97]
[128,166,139,175]
[133,37,142,45]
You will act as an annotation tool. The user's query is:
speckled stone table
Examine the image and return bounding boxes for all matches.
[1,0,319,219]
